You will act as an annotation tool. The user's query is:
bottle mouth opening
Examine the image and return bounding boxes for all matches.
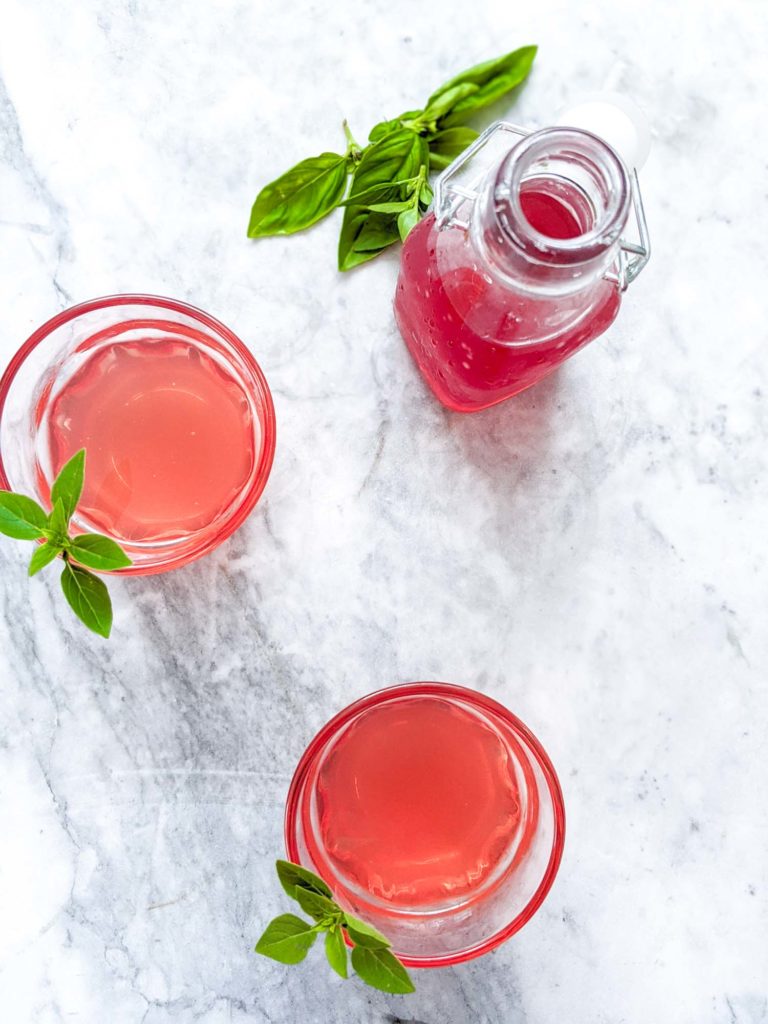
[494,127,631,265]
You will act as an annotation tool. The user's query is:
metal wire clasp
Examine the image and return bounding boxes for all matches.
[434,122,530,230]
[605,169,651,291]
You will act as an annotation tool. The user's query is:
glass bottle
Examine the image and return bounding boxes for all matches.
[394,121,650,412]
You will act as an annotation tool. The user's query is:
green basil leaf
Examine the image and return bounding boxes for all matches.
[419,82,480,125]
[276,860,333,901]
[50,449,85,524]
[338,130,428,270]
[60,562,113,638]
[420,179,434,205]
[368,110,422,143]
[349,130,428,194]
[339,212,399,268]
[428,45,537,127]
[0,491,48,540]
[397,206,420,242]
[343,913,391,949]
[70,533,132,572]
[339,179,417,208]
[325,927,348,979]
[28,541,61,576]
[350,213,401,255]
[255,914,318,965]
[428,126,480,171]
[47,499,70,546]
[350,945,415,994]
[295,886,341,923]
[368,118,402,144]
[248,153,349,238]
[365,201,412,214]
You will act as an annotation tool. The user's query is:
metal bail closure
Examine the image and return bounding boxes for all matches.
[433,119,651,291]
[606,169,651,291]
[434,121,531,230]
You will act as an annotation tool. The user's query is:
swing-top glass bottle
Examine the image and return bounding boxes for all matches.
[395,117,651,411]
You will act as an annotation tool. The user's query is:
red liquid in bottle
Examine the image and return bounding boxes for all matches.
[42,324,259,543]
[314,697,529,908]
[394,181,621,412]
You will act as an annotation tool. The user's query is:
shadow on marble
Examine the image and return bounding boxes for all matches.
[444,369,564,487]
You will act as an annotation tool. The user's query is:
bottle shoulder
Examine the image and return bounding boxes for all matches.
[400,215,621,348]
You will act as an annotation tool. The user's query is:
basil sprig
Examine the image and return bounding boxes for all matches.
[247,45,537,269]
[0,449,131,637]
[255,860,415,994]
[338,129,430,270]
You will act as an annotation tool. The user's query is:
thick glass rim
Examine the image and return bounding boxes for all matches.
[284,681,566,968]
[497,127,631,261]
[499,126,630,260]
[0,294,277,576]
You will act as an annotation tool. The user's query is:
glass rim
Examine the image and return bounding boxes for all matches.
[0,293,277,576]
[284,681,566,968]
[497,126,631,261]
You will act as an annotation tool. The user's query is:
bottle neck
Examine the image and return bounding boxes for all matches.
[471,127,631,297]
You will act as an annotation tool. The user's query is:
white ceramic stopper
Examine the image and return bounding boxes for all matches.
[556,94,651,170]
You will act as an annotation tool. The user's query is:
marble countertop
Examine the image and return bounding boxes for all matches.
[1,1,767,1021]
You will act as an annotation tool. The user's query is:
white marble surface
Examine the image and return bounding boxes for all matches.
[1,1,767,1021]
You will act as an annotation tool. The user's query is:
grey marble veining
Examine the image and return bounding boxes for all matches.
[1,1,767,1021]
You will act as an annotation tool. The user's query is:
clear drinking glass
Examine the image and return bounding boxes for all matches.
[285,682,565,967]
[0,295,276,574]
[395,123,650,412]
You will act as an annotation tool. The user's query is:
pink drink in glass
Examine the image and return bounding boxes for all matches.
[0,296,275,573]
[285,683,565,966]
[42,327,257,543]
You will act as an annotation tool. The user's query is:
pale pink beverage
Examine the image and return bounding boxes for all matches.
[314,696,532,907]
[285,683,565,966]
[0,296,275,573]
[43,327,258,543]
